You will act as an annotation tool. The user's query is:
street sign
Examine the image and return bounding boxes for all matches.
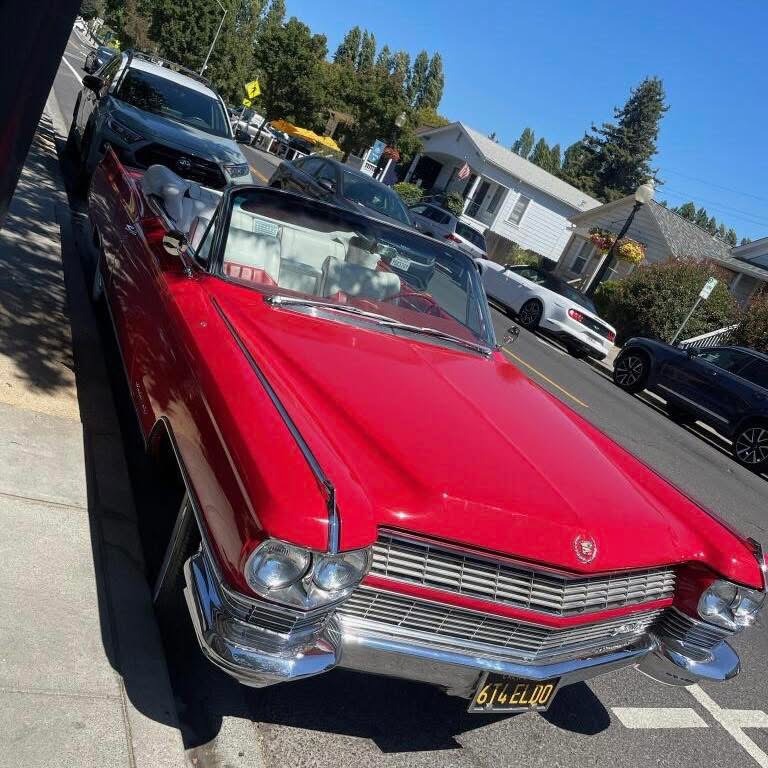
[242,98,253,108]
[699,277,718,300]
[245,79,261,99]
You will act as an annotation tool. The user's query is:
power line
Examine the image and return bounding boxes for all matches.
[659,167,768,205]
[661,187,768,230]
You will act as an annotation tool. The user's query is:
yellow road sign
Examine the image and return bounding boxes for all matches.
[242,98,253,108]
[245,79,261,99]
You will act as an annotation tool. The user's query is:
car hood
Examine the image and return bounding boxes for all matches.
[211,289,760,583]
[110,101,246,164]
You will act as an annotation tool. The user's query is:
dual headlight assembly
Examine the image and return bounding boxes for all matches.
[698,579,765,632]
[244,539,371,610]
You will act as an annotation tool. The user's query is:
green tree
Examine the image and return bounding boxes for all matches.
[676,201,697,221]
[261,0,284,32]
[560,140,590,186]
[375,44,392,74]
[717,223,727,241]
[80,0,105,20]
[357,30,376,71]
[391,50,410,90]
[333,26,361,66]
[253,17,327,123]
[694,207,709,229]
[726,229,737,247]
[706,216,718,235]
[530,137,552,170]
[549,143,562,173]
[121,0,155,50]
[419,53,444,110]
[741,237,752,246]
[731,293,768,353]
[408,50,429,106]
[512,127,535,159]
[582,76,669,200]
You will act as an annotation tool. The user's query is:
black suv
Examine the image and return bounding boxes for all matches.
[613,339,768,471]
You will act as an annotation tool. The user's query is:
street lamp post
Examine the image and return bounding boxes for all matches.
[584,181,655,298]
[199,0,227,76]
[374,111,407,180]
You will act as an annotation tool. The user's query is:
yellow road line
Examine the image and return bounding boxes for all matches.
[502,347,589,409]
[249,165,269,183]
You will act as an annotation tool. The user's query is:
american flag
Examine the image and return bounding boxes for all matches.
[457,162,471,180]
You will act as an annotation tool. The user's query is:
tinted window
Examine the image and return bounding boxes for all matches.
[455,223,486,250]
[297,157,323,176]
[315,163,337,186]
[116,68,230,138]
[410,205,428,215]
[696,348,753,373]
[340,170,411,225]
[100,55,122,84]
[541,275,598,312]
[426,206,451,224]
[739,357,768,388]
[509,265,544,283]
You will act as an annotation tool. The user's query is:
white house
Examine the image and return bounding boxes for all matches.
[405,123,601,261]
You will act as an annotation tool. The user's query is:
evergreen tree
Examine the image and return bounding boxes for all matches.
[582,77,669,200]
[530,138,552,170]
[80,0,105,20]
[512,127,535,159]
[676,201,697,221]
[357,30,376,71]
[375,44,392,74]
[717,223,728,241]
[741,237,752,246]
[122,0,155,50]
[391,50,410,90]
[726,229,738,247]
[333,26,362,66]
[549,143,562,173]
[706,215,718,235]
[408,50,429,106]
[560,140,590,186]
[419,53,444,110]
[261,0,284,32]
[694,207,709,229]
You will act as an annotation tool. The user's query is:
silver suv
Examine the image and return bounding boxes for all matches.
[67,51,253,190]
[408,202,488,259]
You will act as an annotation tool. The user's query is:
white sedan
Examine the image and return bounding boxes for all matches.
[477,260,616,360]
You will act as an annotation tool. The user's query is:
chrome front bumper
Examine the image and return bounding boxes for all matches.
[183,550,740,695]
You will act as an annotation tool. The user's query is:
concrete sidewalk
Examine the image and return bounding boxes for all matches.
[0,113,185,766]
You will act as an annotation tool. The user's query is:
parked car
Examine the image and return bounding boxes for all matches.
[67,50,253,190]
[408,202,488,258]
[613,340,768,471]
[269,156,412,226]
[477,261,616,359]
[231,107,277,146]
[83,45,118,74]
[85,150,766,712]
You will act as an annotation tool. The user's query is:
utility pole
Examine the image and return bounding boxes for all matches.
[200,0,227,75]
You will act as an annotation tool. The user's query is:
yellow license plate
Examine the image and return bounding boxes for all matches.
[468,673,560,713]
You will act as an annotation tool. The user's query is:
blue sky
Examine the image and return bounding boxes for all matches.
[285,0,768,241]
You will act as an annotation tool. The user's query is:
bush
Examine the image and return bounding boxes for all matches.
[506,242,540,267]
[593,280,624,321]
[603,258,739,345]
[392,182,423,207]
[446,192,464,217]
[731,292,768,353]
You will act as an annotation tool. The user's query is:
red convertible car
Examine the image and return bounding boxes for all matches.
[88,149,766,713]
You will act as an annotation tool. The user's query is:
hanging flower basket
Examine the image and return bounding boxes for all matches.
[589,227,614,254]
[616,239,646,264]
[382,145,400,162]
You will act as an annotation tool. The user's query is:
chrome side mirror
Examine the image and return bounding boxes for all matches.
[503,326,520,345]
[162,230,189,257]
[83,57,98,74]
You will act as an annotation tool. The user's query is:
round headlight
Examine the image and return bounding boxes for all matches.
[313,549,369,593]
[245,540,311,591]
[698,579,765,632]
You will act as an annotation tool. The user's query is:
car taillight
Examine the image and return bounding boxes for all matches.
[568,308,585,323]
[607,330,616,343]
[445,233,462,243]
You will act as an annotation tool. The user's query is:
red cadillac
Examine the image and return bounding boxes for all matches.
[89,150,766,713]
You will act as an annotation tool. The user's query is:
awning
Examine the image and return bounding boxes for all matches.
[270,119,340,152]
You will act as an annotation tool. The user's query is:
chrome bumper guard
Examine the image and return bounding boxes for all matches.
[183,550,741,693]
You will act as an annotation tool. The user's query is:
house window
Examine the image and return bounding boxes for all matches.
[486,186,506,216]
[570,240,593,275]
[507,193,531,225]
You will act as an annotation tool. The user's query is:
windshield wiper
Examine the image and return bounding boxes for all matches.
[265,295,491,356]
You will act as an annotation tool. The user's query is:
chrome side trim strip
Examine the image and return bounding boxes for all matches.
[748,537,768,592]
[211,297,340,552]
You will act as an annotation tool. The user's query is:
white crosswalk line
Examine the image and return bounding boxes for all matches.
[687,685,768,768]
[612,707,708,729]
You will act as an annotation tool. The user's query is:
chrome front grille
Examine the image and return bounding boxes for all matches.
[371,534,676,616]
[655,608,731,650]
[337,587,663,662]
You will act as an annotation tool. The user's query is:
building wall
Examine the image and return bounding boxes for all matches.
[417,130,586,261]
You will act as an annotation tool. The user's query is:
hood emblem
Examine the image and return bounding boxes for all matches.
[176,156,192,172]
[574,534,598,564]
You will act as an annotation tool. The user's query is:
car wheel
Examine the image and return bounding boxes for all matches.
[732,422,768,473]
[517,299,542,329]
[613,350,649,393]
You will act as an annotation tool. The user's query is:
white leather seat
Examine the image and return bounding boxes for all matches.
[224,230,281,282]
[320,256,401,301]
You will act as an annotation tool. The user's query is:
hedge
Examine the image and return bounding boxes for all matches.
[731,292,768,353]
[594,258,739,345]
[392,182,424,207]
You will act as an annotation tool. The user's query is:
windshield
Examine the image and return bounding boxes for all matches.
[116,68,230,138]
[340,170,411,225]
[542,275,597,312]
[216,190,495,349]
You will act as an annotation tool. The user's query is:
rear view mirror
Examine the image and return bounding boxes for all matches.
[162,230,189,257]
[83,56,98,75]
[82,74,104,93]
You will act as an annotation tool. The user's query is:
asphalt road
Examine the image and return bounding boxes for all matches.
[49,30,768,768]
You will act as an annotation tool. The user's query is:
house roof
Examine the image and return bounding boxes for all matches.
[418,123,602,212]
[571,197,732,262]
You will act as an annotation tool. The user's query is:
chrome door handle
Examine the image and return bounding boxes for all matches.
[125,224,138,235]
